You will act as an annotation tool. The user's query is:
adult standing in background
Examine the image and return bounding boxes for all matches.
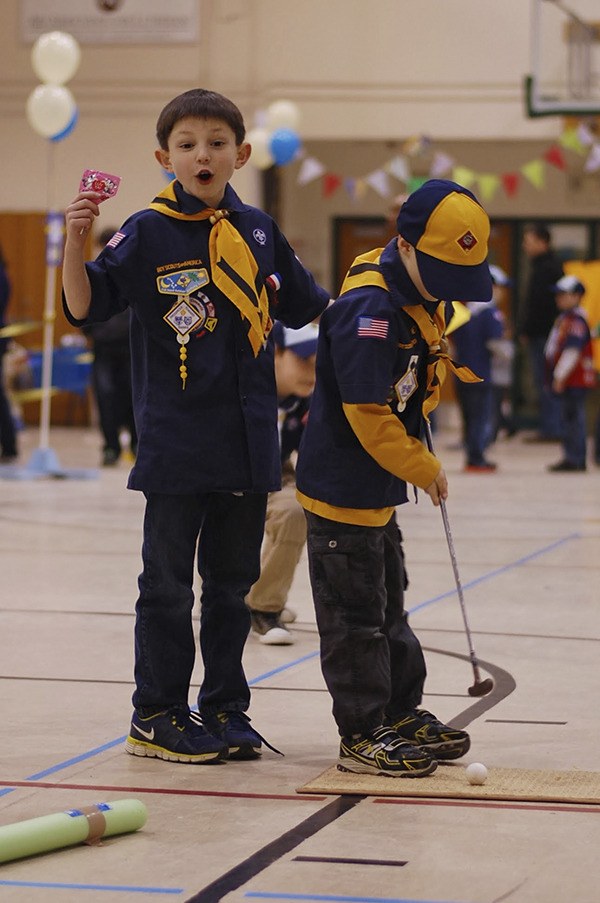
[0,244,18,463]
[518,223,563,441]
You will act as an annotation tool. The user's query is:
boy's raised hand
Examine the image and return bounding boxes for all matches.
[64,191,101,245]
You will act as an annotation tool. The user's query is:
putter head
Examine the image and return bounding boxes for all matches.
[468,678,494,697]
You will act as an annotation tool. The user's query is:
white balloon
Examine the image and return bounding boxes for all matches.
[247,127,274,170]
[26,85,77,138]
[31,32,81,85]
[266,100,301,132]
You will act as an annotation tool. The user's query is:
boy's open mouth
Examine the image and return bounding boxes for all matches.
[198,171,213,183]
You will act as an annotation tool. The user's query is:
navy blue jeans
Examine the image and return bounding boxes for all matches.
[559,387,588,467]
[455,380,494,466]
[133,491,267,716]
[305,510,426,738]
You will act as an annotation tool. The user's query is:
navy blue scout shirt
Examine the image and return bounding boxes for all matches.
[296,239,437,510]
[64,181,329,494]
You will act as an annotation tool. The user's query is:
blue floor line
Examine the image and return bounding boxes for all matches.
[0,879,182,894]
[409,531,581,613]
[1,531,580,797]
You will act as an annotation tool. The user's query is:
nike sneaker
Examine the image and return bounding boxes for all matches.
[125,706,227,763]
[199,711,281,760]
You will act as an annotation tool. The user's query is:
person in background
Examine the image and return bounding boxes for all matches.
[518,223,563,442]
[0,244,18,463]
[545,275,596,472]
[84,227,137,466]
[247,321,318,645]
[450,267,504,472]
[487,265,517,441]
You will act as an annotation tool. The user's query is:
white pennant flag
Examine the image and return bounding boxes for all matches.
[387,155,410,183]
[584,143,600,173]
[366,169,391,198]
[430,151,455,178]
[297,157,326,185]
[577,122,595,147]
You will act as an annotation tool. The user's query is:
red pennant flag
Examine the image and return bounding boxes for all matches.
[544,145,567,170]
[323,173,342,198]
[501,172,519,197]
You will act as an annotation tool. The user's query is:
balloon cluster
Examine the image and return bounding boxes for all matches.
[26,32,81,143]
[247,100,302,170]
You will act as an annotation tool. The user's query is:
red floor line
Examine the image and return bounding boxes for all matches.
[0,780,325,802]
[373,797,600,813]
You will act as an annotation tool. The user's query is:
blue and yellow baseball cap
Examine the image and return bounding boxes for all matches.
[397,179,492,302]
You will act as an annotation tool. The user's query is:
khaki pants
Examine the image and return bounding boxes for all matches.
[247,480,307,614]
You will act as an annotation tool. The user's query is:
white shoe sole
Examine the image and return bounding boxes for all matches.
[258,627,295,645]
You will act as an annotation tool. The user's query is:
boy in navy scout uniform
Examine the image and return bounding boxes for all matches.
[63,89,329,765]
[545,274,596,472]
[296,179,493,778]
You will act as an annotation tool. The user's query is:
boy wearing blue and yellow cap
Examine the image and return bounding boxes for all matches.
[62,88,329,765]
[296,179,492,778]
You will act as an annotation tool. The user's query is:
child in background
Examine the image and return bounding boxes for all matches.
[450,267,504,472]
[247,321,318,645]
[62,88,329,765]
[545,275,595,472]
[487,265,517,441]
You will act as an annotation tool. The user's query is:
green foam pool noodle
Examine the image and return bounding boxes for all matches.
[0,798,147,864]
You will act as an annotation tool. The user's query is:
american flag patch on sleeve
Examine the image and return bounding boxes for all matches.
[106,230,126,249]
[357,316,389,339]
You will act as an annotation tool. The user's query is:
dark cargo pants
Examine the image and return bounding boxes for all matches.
[305,510,426,737]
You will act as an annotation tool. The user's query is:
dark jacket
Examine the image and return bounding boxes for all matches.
[519,250,563,340]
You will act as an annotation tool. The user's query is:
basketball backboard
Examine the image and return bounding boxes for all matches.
[526,0,600,116]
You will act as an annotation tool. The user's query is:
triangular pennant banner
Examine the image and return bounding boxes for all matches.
[544,145,567,170]
[344,177,357,200]
[477,173,501,203]
[322,173,342,198]
[559,127,587,155]
[584,143,600,173]
[502,172,520,197]
[520,158,546,190]
[577,122,595,147]
[365,169,391,198]
[297,156,326,185]
[354,178,368,200]
[452,165,476,188]
[429,152,454,178]
[387,154,410,183]
[407,176,428,194]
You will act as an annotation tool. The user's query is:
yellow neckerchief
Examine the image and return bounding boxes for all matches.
[149,182,272,358]
[340,248,481,420]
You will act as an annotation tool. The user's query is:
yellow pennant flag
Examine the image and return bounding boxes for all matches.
[452,165,476,188]
[520,158,545,190]
[477,173,501,203]
[559,127,587,156]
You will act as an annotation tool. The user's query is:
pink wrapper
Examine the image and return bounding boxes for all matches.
[79,169,121,202]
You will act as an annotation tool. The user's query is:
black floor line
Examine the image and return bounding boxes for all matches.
[184,795,363,903]
[293,855,407,867]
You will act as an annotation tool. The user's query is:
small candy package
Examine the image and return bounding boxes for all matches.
[79,169,121,202]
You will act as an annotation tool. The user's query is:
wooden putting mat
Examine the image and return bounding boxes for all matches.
[298,765,600,804]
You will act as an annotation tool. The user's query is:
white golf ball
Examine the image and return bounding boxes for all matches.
[466,762,488,785]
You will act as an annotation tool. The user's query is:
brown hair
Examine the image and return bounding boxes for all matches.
[156,89,246,149]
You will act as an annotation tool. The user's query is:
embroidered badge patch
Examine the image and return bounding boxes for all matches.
[392,354,419,412]
[157,269,209,295]
[253,228,267,246]
[357,316,389,339]
[457,230,477,252]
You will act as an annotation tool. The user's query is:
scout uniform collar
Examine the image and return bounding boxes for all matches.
[340,242,481,419]
[149,181,272,383]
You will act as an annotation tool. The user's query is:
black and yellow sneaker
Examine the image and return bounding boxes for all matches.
[338,726,437,778]
[387,709,471,760]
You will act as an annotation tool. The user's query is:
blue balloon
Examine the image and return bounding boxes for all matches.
[269,128,301,166]
[50,107,78,143]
